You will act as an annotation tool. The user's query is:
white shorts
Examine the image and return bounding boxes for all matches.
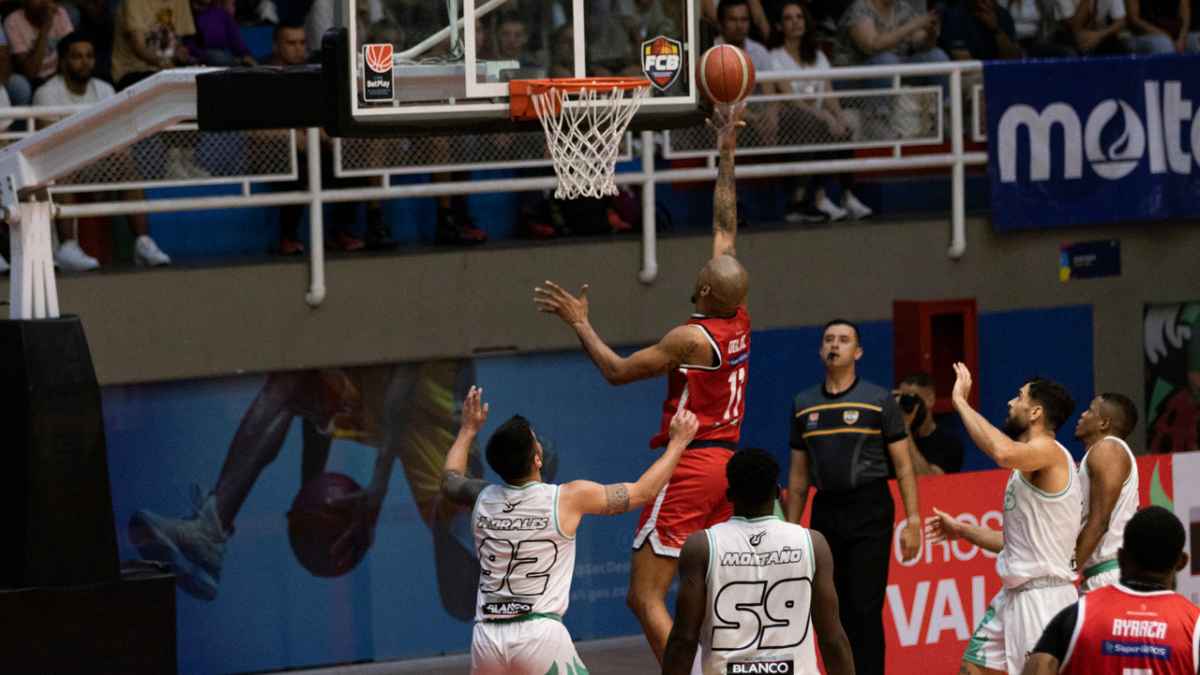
[471,617,586,675]
[963,582,1079,673]
[1081,561,1120,592]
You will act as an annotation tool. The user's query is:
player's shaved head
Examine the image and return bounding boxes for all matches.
[1098,392,1138,439]
[694,254,748,315]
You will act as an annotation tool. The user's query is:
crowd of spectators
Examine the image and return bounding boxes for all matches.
[0,0,1198,271]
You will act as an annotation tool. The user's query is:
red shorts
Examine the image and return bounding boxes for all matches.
[633,446,734,557]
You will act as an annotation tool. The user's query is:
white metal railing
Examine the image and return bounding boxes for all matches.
[0,61,986,315]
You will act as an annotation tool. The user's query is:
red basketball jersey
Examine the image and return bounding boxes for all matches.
[1062,584,1200,675]
[649,306,751,449]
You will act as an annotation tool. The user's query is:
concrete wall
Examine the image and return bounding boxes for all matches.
[4,215,1198,440]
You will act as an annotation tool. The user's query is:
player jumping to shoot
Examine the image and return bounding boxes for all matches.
[534,103,750,662]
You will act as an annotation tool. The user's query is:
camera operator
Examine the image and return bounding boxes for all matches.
[896,372,965,474]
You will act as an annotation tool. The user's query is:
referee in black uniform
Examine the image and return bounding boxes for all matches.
[785,319,923,675]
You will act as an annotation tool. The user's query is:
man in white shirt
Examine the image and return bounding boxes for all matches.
[33,32,170,270]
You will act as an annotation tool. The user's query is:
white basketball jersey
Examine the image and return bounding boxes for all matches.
[472,482,576,622]
[699,516,819,675]
[996,442,1083,588]
[1079,436,1139,571]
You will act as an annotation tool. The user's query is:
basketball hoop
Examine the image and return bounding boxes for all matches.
[510,77,651,200]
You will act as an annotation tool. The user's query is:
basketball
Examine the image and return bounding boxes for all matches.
[286,472,369,578]
[698,44,756,105]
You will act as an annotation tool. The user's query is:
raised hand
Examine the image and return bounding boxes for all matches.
[534,280,591,326]
[952,361,973,404]
[461,385,489,436]
[707,101,748,152]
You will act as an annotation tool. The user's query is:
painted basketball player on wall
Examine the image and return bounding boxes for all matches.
[1145,302,1200,453]
[126,360,556,620]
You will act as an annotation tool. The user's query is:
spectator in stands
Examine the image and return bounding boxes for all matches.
[835,0,950,69]
[267,23,393,254]
[4,0,75,96]
[703,0,772,42]
[1126,0,1192,52]
[1051,0,1132,53]
[110,0,196,89]
[895,372,965,474]
[494,11,541,68]
[939,0,1024,58]
[1002,0,1075,56]
[764,1,872,223]
[184,0,256,66]
[583,0,641,75]
[548,22,573,77]
[0,25,25,111]
[631,0,679,42]
[715,0,774,72]
[34,32,171,269]
[72,0,116,82]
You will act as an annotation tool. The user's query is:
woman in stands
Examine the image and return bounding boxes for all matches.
[765,1,872,223]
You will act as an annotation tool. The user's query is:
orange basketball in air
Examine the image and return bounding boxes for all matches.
[698,44,756,104]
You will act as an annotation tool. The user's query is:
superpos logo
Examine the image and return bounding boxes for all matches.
[364,43,393,74]
[998,80,1200,183]
[642,36,683,91]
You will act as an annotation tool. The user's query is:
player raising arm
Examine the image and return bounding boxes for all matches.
[441,386,700,675]
[533,103,752,662]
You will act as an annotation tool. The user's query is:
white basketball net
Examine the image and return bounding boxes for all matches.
[530,83,650,200]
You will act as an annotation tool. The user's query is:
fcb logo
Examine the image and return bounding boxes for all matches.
[843,410,860,425]
[362,43,394,102]
[641,36,683,92]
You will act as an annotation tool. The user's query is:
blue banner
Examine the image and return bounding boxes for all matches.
[984,55,1200,231]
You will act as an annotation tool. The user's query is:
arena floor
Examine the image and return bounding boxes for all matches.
[262,635,658,674]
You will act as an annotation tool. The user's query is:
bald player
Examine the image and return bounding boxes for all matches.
[534,104,751,662]
[1074,392,1141,591]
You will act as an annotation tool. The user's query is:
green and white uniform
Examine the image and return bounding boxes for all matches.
[964,442,1082,674]
[699,515,820,675]
[471,482,587,675]
[1079,436,1139,591]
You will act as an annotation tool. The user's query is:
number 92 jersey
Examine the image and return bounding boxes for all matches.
[473,482,576,622]
[700,516,819,675]
[650,306,751,449]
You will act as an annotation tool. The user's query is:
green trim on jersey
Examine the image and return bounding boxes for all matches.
[730,515,782,523]
[484,611,563,624]
[1083,559,1119,579]
[1017,470,1074,499]
[552,485,576,540]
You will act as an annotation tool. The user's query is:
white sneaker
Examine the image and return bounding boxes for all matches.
[815,194,848,222]
[0,253,8,274]
[842,191,874,219]
[164,147,190,180]
[135,235,171,267]
[256,0,279,24]
[179,149,211,179]
[55,239,100,271]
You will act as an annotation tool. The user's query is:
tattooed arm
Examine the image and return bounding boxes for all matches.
[440,385,491,507]
[534,280,712,385]
[556,410,699,537]
[712,103,745,259]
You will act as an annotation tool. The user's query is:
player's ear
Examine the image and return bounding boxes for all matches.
[1177,551,1190,573]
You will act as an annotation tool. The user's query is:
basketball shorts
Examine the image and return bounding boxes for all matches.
[963,580,1079,673]
[471,616,587,675]
[633,446,734,558]
[1081,560,1120,592]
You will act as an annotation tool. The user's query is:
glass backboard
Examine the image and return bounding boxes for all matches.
[341,0,698,131]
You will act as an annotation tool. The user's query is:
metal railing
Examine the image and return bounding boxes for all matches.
[0,61,988,309]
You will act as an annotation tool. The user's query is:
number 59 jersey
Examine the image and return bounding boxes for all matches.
[472,482,576,622]
[700,516,819,675]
